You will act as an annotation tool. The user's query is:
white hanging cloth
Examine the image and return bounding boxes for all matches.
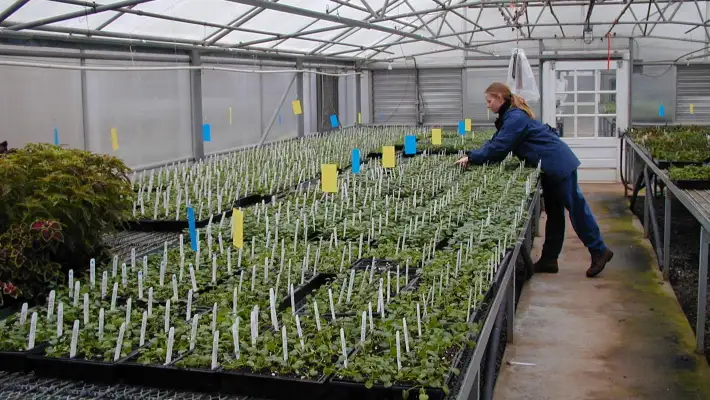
[506,48,540,103]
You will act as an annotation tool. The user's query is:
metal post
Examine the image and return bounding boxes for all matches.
[296,59,305,138]
[535,195,542,237]
[259,73,298,147]
[189,50,205,161]
[470,372,480,400]
[355,68,362,125]
[663,190,672,280]
[482,306,505,399]
[507,265,515,343]
[698,228,708,354]
[79,50,89,151]
[643,168,650,238]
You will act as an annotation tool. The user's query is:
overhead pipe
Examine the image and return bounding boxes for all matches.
[5,0,154,31]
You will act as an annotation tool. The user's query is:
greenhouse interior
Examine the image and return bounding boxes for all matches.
[2,0,710,399]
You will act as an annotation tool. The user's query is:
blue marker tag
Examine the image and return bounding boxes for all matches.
[352,149,361,174]
[458,120,466,135]
[202,123,212,142]
[330,114,339,128]
[187,207,197,251]
[53,128,59,146]
[658,105,665,117]
[404,135,416,155]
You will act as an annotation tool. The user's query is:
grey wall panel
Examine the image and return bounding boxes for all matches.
[85,60,192,169]
[0,57,83,150]
[373,70,416,125]
[631,65,676,124]
[202,65,261,155]
[304,71,317,134]
[676,65,710,125]
[360,70,372,124]
[465,67,541,126]
[419,68,463,126]
[339,74,357,127]
[261,69,299,141]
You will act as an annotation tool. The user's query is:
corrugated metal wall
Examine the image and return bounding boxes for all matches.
[464,67,541,126]
[419,69,463,125]
[676,65,710,125]
[372,69,417,125]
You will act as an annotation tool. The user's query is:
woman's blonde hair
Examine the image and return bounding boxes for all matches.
[485,82,535,119]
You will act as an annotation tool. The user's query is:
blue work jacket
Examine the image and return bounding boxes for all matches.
[467,107,581,183]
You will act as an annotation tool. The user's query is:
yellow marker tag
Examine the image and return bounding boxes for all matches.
[321,164,338,193]
[358,112,362,124]
[110,128,119,151]
[432,128,442,145]
[229,107,233,125]
[232,209,244,248]
[382,146,395,168]
[465,118,472,132]
[292,100,303,115]
[690,104,695,114]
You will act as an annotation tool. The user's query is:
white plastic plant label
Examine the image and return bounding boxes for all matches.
[114,322,126,362]
[27,312,38,350]
[69,320,79,358]
[47,290,55,320]
[98,308,105,341]
[57,302,64,338]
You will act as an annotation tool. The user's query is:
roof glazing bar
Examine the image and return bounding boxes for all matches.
[0,0,30,24]
[205,1,277,46]
[5,0,154,31]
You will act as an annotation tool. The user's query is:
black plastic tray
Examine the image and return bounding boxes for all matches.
[0,348,42,373]
[28,354,125,384]
[121,194,273,232]
[673,179,710,190]
[219,369,327,399]
[654,159,704,170]
[120,354,220,392]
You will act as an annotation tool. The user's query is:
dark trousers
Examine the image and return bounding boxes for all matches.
[540,170,607,260]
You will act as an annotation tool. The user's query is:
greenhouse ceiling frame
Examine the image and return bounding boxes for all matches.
[0,0,707,65]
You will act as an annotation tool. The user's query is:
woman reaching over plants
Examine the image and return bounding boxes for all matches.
[455,82,614,278]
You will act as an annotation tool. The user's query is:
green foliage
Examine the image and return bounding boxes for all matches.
[630,126,710,163]
[0,144,133,304]
[668,165,710,181]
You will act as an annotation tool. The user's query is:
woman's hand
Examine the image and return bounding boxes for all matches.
[455,156,469,167]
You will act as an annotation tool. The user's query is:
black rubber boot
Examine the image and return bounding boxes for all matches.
[586,249,614,278]
[534,258,559,273]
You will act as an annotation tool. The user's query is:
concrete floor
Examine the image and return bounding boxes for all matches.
[494,184,710,400]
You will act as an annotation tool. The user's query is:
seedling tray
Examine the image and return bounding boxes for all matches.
[277,273,336,312]
[219,369,328,399]
[0,345,45,373]
[672,179,710,190]
[653,159,704,170]
[120,353,220,392]
[28,352,133,384]
[122,195,274,232]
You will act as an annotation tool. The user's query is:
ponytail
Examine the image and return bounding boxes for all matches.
[510,94,535,119]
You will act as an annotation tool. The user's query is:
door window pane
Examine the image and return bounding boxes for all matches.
[577,117,595,137]
[557,116,574,137]
[557,104,575,115]
[600,70,616,91]
[577,72,595,91]
[577,105,596,115]
[556,71,574,91]
[598,116,617,137]
[578,93,595,103]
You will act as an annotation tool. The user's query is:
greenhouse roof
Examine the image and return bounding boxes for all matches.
[0,0,708,65]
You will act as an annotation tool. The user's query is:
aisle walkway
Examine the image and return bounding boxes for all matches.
[494,184,710,400]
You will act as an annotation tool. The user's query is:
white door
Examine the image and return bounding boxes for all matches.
[542,59,629,182]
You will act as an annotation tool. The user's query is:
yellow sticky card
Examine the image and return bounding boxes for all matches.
[358,112,362,124]
[110,128,119,151]
[292,100,303,115]
[229,107,233,125]
[690,104,695,114]
[432,128,442,145]
[465,118,472,132]
[232,209,244,248]
[321,164,338,193]
[382,146,395,168]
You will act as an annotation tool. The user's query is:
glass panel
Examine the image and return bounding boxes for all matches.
[598,116,617,137]
[576,72,595,91]
[577,117,595,137]
[600,70,616,91]
[578,93,595,103]
[556,71,574,91]
[557,116,574,138]
[578,105,596,115]
[557,104,575,115]
[599,93,616,113]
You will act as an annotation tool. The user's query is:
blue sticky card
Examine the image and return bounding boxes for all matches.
[187,207,197,251]
[53,128,59,145]
[202,123,211,142]
[352,149,361,174]
[380,112,384,121]
[278,112,282,125]
[658,105,665,117]
[404,135,416,155]
[330,114,339,128]
[458,120,466,135]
